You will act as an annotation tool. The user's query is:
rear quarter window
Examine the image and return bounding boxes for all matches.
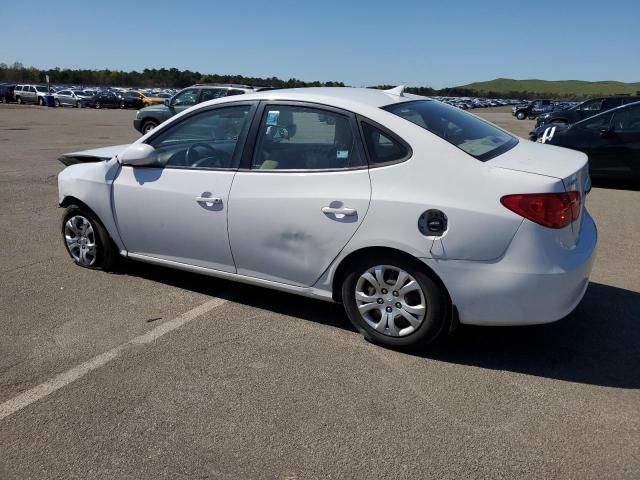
[384,100,517,161]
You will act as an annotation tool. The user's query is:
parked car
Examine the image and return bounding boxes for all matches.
[85,91,124,109]
[133,84,269,134]
[53,89,91,108]
[536,101,640,182]
[116,91,145,109]
[14,84,51,105]
[0,84,16,103]
[535,95,640,128]
[58,87,596,348]
[137,91,165,107]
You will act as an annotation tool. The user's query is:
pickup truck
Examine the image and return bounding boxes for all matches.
[511,99,553,120]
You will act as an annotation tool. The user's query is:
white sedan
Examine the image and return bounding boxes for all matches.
[58,86,597,348]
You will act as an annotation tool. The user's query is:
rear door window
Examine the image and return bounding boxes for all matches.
[251,105,363,170]
[384,100,517,161]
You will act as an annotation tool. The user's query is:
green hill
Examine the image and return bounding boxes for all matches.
[456,78,640,98]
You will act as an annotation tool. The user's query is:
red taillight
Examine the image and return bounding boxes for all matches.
[500,192,581,229]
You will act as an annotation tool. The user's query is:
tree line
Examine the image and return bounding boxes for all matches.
[0,62,345,89]
[1,61,590,100]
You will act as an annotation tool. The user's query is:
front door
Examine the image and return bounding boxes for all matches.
[228,102,371,286]
[598,106,640,178]
[112,103,256,271]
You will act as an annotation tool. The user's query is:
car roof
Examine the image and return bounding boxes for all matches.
[207,87,427,111]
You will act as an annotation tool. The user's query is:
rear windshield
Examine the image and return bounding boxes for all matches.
[384,100,517,161]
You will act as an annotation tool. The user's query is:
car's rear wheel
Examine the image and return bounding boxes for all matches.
[95,101,101,109]
[120,101,125,109]
[38,97,44,106]
[54,99,60,107]
[141,120,158,134]
[76,101,81,108]
[16,96,22,105]
[62,205,118,271]
[341,256,446,348]
[516,111,526,120]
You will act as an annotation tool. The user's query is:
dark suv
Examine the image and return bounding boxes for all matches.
[536,95,640,127]
[0,84,16,103]
[133,84,272,134]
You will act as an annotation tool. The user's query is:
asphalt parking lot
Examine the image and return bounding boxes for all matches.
[0,104,638,479]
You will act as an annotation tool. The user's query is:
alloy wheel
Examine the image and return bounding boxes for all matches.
[64,215,97,266]
[355,265,427,337]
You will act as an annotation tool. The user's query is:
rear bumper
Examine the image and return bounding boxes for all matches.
[430,211,597,326]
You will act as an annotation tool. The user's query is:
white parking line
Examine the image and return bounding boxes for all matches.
[0,297,227,421]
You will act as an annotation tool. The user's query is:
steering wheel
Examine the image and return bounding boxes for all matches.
[186,142,224,168]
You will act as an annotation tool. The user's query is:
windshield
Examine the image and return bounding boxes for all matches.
[35,86,49,92]
[384,100,517,161]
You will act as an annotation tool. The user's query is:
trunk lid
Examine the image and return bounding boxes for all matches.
[489,140,591,244]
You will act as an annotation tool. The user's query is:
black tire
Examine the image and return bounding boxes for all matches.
[516,111,526,120]
[95,101,101,109]
[38,97,44,106]
[16,96,22,105]
[61,205,118,271]
[141,120,158,134]
[120,101,125,109]
[76,101,81,108]
[55,99,61,107]
[341,255,447,348]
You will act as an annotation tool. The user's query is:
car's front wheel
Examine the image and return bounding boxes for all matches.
[516,111,526,120]
[341,257,446,348]
[141,120,158,134]
[62,205,118,270]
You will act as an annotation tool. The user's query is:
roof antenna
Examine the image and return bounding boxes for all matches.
[384,85,405,97]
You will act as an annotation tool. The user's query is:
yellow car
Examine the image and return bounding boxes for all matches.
[134,91,165,107]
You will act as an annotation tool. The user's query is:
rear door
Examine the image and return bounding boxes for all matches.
[25,86,37,103]
[228,102,371,286]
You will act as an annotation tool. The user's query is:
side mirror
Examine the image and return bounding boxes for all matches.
[164,98,171,107]
[118,143,158,167]
[599,128,614,138]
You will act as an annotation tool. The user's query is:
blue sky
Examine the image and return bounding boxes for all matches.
[1,0,638,88]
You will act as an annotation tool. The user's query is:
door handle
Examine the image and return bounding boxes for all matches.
[322,206,357,216]
[195,196,222,205]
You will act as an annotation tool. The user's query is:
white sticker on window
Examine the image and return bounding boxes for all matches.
[266,111,280,126]
[336,150,349,159]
